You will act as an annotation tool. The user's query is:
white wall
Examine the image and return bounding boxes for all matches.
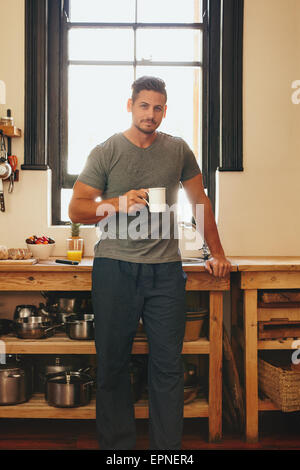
[0,0,300,256]
[0,0,98,256]
[218,0,300,255]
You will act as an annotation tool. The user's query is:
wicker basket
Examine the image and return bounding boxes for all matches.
[258,357,300,412]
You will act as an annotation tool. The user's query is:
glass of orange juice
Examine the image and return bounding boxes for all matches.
[66,238,83,262]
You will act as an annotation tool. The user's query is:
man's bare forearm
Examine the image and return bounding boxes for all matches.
[192,196,225,257]
[69,197,119,224]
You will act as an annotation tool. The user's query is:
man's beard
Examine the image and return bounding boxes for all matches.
[134,121,157,135]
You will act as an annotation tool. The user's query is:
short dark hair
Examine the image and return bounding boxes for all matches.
[131,76,167,103]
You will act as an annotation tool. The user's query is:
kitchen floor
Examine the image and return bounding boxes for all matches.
[0,413,300,450]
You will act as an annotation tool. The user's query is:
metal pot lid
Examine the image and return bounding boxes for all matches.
[46,371,92,384]
[66,314,94,324]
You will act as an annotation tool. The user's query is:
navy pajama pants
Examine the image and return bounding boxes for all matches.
[91,257,187,450]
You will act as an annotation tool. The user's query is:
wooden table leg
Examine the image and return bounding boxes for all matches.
[244,289,258,443]
[209,290,223,442]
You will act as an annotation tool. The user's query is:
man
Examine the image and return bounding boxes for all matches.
[69,76,231,450]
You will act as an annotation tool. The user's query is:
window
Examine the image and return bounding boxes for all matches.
[23,0,244,225]
[63,0,204,223]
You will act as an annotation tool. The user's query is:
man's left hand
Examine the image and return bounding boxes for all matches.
[204,255,231,278]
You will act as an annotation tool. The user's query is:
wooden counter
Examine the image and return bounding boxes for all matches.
[230,256,300,443]
[0,256,236,442]
[0,256,236,291]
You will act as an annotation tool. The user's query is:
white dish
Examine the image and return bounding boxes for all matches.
[26,243,55,260]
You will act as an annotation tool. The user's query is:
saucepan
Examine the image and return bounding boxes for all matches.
[45,370,95,408]
[65,314,95,340]
[35,355,88,392]
[14,317,63,340]
[0,356,33,405]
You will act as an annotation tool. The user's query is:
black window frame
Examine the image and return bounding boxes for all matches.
[23,0,243,225]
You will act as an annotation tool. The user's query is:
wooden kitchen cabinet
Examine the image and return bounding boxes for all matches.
[0,257,235,442]
[230,257,300,443]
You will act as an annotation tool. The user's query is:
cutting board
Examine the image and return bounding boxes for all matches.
[0,258,38,265]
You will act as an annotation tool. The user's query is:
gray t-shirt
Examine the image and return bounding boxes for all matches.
[77,132,201,263]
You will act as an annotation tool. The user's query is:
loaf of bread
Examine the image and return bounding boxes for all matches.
[0,245,8,259]
[7,248,32,260]
[0,246,32,260]
[8,248,21,260]
[23,249,32,259]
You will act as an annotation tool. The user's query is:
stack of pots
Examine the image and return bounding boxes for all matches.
[39,293,95,340]
[184,308,208,342]
[35,355,88,393]
[13,305,62,340]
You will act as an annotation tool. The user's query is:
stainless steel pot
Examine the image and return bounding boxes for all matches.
[14,305,38,320]
[54,298,77,313]
[65,314,95,340]
[51,311,73,325]
[36,357,88,392]
[0,363,33,405]
[45,371,95,408]
[41,292,93,315]
[14,317,63,339]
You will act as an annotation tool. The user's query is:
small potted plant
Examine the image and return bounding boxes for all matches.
[66,222,84,261]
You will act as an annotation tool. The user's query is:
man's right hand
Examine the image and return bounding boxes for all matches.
[118,189,149,214]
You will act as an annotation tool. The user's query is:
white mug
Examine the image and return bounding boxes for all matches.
[145,187,166,213]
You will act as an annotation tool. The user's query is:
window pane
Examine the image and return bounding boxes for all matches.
[137,66,202,164]
[137,0,202,23]
[68,66,133,175]
[69,29,134,61]
[61,189,73,222]
[136,29,202,62]
[69,0,135,23]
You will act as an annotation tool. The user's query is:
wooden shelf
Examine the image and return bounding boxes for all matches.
[1,333,209,355]
[258,306,300,322]
[0,125,21,137]
[0,393,208,419]
[258,337,300,350]
[0,263,224,441]
[233,325,300,351]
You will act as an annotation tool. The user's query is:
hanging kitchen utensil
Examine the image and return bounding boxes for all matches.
[0,130,11,212]
[8,155,18,193]
[0,160,12,212]
[0,179,4,212]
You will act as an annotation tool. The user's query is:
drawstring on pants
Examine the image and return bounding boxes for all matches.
[118,260,157,290]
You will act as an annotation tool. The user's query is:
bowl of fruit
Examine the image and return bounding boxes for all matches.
[26,235,55,260]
